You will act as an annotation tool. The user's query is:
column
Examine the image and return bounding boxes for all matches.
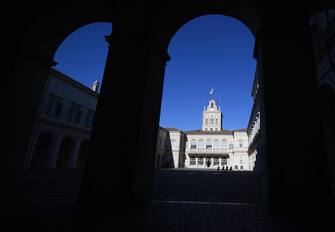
[78,13,171,230]
[47,135,63,169]
[195,157,198,167]
[68,139,81,169]
[260,11,331,213]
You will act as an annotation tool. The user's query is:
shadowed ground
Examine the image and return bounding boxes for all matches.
[15,169,330,231]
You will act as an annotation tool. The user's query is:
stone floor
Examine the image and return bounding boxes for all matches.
[15,169,332,231]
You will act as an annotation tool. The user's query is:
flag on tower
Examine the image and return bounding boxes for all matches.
[209,88,214,95]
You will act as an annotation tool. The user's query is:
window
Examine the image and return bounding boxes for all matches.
[214,158,219,165]
[46,95,63,117]
[85,110,95,127]
[213,139,220,150]
[205,119,208,125]
[222,139,228,149]
[191,139,197,150]
[198,157,204,165]
[198,139,205,150]
[190,158,196,165]
[211,102,214,108]
[215,119,218,125]
[210,118,214,125]
[239,140,244,148]
[240,165,244,170]
[240,159,243,164]
[221,158,227,165]
[210,128,213,131]
[206,139,212,150]
[229,144,234,150]
[68,103,82,123]
[235,165,238,169]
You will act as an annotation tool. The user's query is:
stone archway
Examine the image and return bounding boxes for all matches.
[77,140,89,170]
[31,133,54,169]
[57,137,75,169]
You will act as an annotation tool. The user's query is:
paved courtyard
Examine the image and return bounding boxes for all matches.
[15,169,330,231]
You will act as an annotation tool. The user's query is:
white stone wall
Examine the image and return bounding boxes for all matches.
[155,128,169,168]
[42,74,97,129]
[25,70,98,169]
[184,132,250,170]
[202,99,222,131]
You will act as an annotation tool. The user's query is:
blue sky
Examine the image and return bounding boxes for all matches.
[54,15,256,131]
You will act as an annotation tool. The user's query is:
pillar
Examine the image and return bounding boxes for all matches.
[260,11,331,214]
[68,139,81,169]
[47,134,63,169]
[77,10,170,231]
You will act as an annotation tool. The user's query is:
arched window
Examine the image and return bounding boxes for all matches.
[211,102,214,108]
[206,139,212,150]
[213,139,220,150]
[229,143,234,150]
[221,139,228,149]
[191,139,197,150]
[239,139,244,148]
[198,139,205,150]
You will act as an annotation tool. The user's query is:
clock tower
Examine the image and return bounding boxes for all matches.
[202,99,223,131]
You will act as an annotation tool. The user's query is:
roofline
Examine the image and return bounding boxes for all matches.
[50,68,99,98]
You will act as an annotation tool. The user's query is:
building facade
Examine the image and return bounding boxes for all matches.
[247,61,266,173]
[25,68,99,170]
[184,99,250,170]
[155,127,187,169]
[156,99,251,170]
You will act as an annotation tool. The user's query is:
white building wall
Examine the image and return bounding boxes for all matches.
[184,131,250,170]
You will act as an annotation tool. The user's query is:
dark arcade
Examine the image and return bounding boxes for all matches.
[2,1,335,231]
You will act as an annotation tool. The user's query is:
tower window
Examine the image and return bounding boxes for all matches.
[211,102,214,108]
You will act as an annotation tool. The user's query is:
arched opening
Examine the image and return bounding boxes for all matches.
[77,140,90,169]
[153,15,260,217]
[31,133,54,169]
[8,3,335,231]
[57,137,75,169]
[19,21,113,211]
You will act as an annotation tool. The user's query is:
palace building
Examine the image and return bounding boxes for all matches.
[155,99,251,170]
[184,99,250,170]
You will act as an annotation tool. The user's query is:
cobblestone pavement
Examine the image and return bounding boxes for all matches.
[147,169,327,232]
[15,169,331,231]
[148,169,268,232]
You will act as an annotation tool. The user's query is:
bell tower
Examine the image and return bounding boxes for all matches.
[202,99,222,131]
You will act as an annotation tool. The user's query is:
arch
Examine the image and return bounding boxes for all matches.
[206,139,212,150]
[57,137,76,169]
[213,139,220,150]
[239,139,244,148]
[198,139,205,150]
[31,133,54,169]
[190,139,197,150]
[77,140,90,169]
[154,1,260,50]
[221,139,228,149]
